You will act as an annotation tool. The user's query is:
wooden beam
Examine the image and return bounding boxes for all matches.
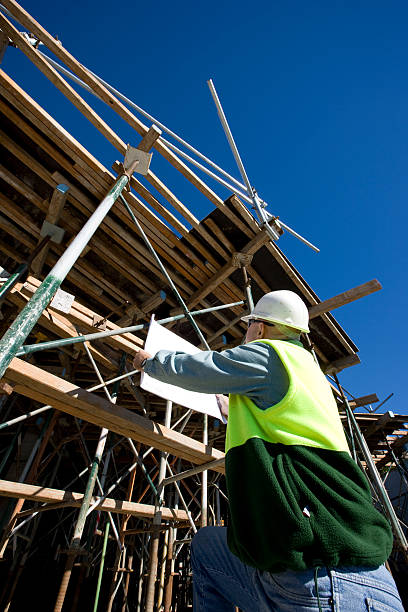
[364,412,395,440]
[3,357,225,471]
[116,291,166,327]
[31,184,69,276]
[0,29,9,63]
[375,432,408,469]
[0,479,188,521]
[183,230,270,310]
[308,280,382,319]
[324,354,360,374]
[0,0,228,211]
[265,241,357,355]
[0,75,246,325]
[0,9,228,268]
[349,394,379,409]
[1,277,143,371]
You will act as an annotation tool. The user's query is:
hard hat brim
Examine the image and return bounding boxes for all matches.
[241,313,309,334]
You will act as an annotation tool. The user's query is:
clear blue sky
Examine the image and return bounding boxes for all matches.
[3,1,408,413]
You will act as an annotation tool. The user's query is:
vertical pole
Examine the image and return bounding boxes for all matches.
[163,488,178,612]
[54,362,123,611]
[200,414,208,528]
[207,79,279,241]
[54,428,110,612]
[333,374,408,555]
[106,462,137,612]
[0,173,130,380]
[241,265,254,312]
[145,400,173,612]
[157,528,169,609]
[136,533,146,612]
[92,521,110,612]
[0,411,56,558]
[121,542,134,612]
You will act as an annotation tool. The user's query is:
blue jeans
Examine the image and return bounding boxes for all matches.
[191,527,404,611]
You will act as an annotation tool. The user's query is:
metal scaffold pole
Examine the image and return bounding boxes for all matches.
[334,374,408,557]
[145,400,173,612]
[53,361,124,612]
[0,172,130,380]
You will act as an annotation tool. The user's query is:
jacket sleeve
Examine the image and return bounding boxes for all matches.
[143,342,289,408]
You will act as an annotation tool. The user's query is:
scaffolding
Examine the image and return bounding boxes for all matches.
[0,1,407,610]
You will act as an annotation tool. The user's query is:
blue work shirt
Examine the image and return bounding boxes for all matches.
[143,339,303,410]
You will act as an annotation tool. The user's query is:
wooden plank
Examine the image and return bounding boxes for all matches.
[349,394,379,409]
[0,0,227,209]
[204,218,235,253]
[364,412,395,440]
[3,281,115,370]
[0,277,141,372]
[3,357,225,471]
[0,76,238,303]
[308,280,382,319]
[0,479,189,521]
[226,194,258,234]
[31,184,68,275]
[0,10,228,267]
[19,277,143,352]
[185,231,270,309]
[266,241,357,355]
[324,354,360,374]
[0,163,45,208]
[375,432,408,469]
[0,12,125,152]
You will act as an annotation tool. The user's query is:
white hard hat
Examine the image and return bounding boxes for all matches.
[241,290,310,333]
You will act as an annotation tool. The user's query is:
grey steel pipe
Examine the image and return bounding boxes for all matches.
[0,171,132,380]
[30,45,247,194]
[53,362,124,612]
[333,374,408,554]
[161,457,225,487]
[145,400,173,612]
[16,300,244,357]
[121,195,210,350]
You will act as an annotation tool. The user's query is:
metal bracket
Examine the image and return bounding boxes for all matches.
[40,221,65,244]
[124,145,152,176]
[232,252,253,267]
[50,289,75,314]
[92,315,107,330]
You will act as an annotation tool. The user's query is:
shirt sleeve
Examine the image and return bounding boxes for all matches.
[143,342,289,409]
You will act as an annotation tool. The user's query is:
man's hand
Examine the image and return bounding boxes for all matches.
[216,394,229,420]
[133,350,152,371]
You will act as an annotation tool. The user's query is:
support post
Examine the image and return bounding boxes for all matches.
[92,521,110,612]
[145,400,173,612]
[53,359,125,612]
[201,414,208,528]
[0,124,159,380]
[0,173,128,380]
[333,374,408,558]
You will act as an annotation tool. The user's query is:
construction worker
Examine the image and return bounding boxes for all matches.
[133,290,403,611]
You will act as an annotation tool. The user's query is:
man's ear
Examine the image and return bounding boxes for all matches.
[258,322,264,338]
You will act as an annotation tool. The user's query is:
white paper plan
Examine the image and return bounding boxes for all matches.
[140,319,223,420]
